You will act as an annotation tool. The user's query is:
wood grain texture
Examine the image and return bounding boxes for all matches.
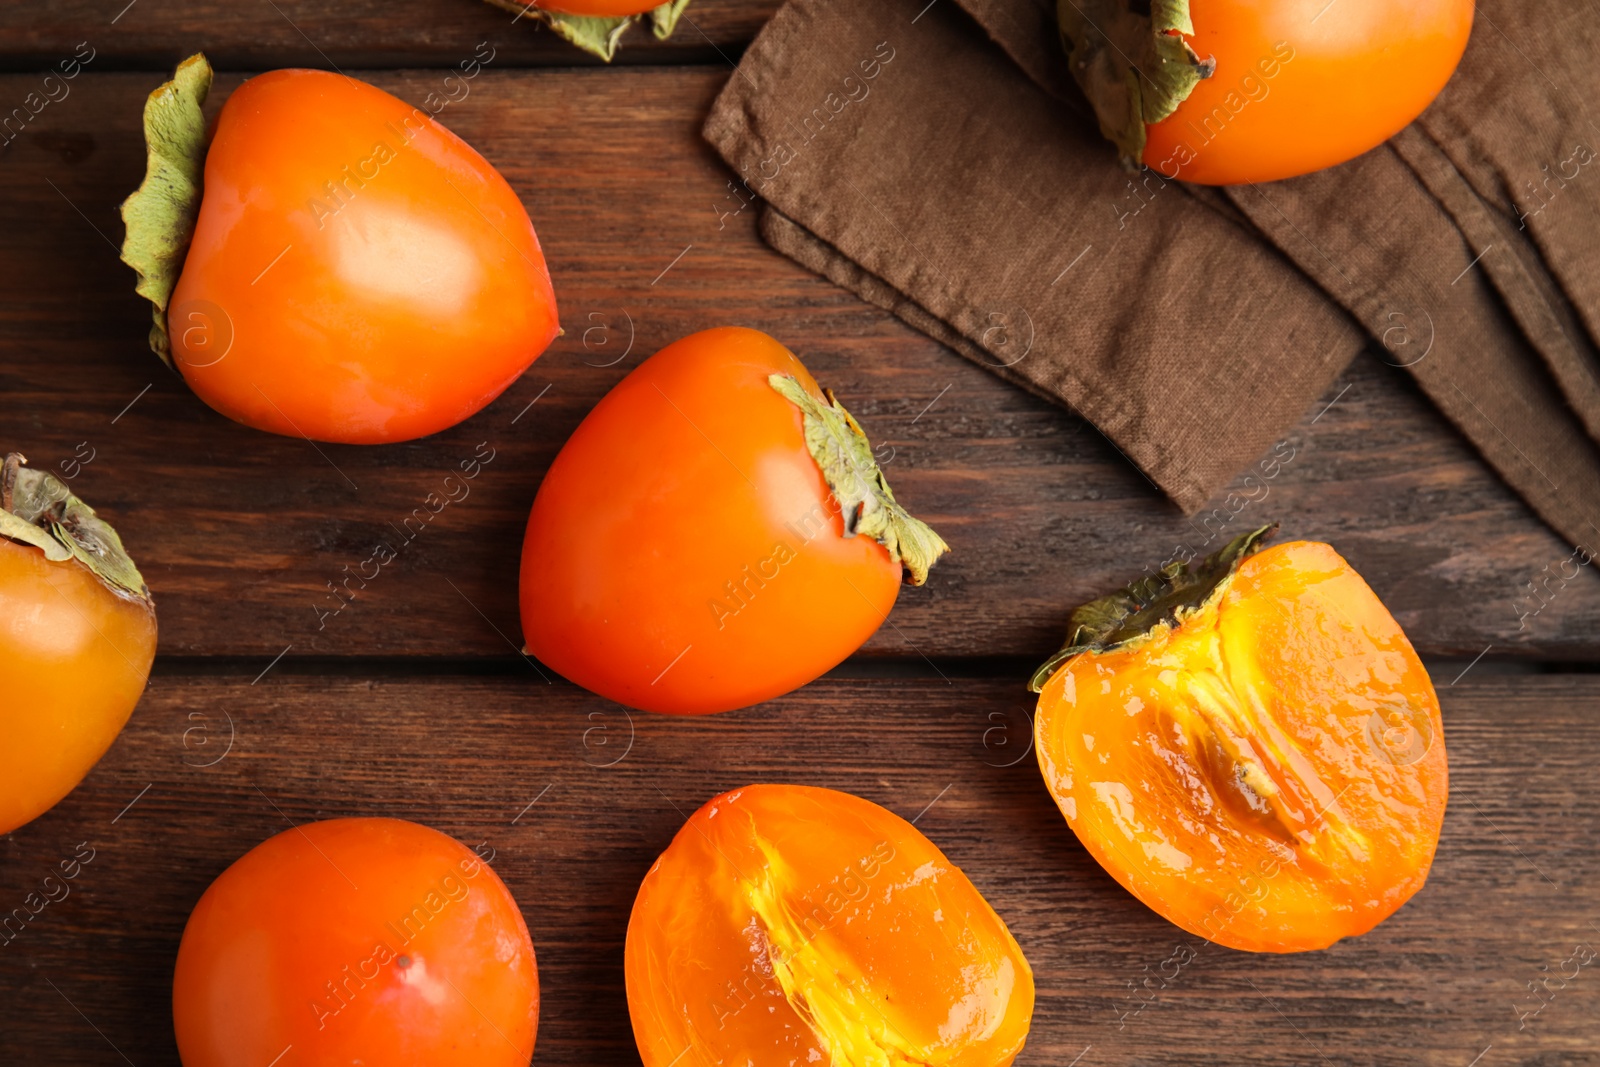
[1,68,1598,664]
[0,671,1595,1065]
[1,1,779,71]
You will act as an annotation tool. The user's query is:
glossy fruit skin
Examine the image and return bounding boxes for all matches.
[169,69,559,444]
[1144,0,1475,184]
[626,784,1035,1066]
[519,327,901,715]
[173,818,538,1067]
[1035,541,1448,952]
[538,0,662,13]
[0,539,155,835]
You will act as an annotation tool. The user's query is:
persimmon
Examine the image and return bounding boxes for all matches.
[626,784,1035,1065]
[0,454,155,836]
[120,55,559,444]
[173,818,538,1067]
[519,327,947,715]
[1060,0,1475,184]
[1031,526,1448,952]
[484,0,691,61]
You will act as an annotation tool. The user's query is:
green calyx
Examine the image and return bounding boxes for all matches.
[0,454,153,606]
[119,52,213,371]
[1056,0,1215,167]
[769,375,949,587]
[1028,523,1275,692]
[487,1,691,62]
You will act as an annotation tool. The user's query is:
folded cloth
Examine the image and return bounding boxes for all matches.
[962,0,1600,555]
[702,0,1361,512]
[706,0,1600,557]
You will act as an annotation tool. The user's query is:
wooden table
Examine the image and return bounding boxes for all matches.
[3,3,1598,1064]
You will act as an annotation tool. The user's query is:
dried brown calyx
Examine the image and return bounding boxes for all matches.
[1057,0,1215,168]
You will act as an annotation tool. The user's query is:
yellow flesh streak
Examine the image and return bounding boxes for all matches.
[1138,582,1373,871]
[741,836,932,1067]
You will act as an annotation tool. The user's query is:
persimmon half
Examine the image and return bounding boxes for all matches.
[1031,527,1448,952]
[121,55,558,444]
[0,454,155,836]
[626,784,1035,1065]
[519,327,947,715]
[1060,0,1475,184]
[173,818,538,1067]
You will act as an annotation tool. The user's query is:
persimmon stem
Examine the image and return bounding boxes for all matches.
[1028,523,1276,692]
[769,375,949,587]
[0,453,153,605]
[1057,0,1215,168]
[479,1,690,62]
[119,52,212,370]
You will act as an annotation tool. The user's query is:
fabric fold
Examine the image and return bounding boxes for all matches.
[703,0,1359,512]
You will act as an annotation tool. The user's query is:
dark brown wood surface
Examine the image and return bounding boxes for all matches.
[2,673,1597,1066]
[3,4,1599,1065]
[3,69,1598,663]
[0,1,782,70]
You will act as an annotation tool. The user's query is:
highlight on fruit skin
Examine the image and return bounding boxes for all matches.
[119,53,559,444]
[0,453,156,836]
[1031,525,1448,952]
[626,784,1035,1065]
[172,818,539,1067]
[519,326,947,716]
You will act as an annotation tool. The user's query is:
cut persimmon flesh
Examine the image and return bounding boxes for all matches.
[625,784,1035,1065]
[1033,528,1447,952]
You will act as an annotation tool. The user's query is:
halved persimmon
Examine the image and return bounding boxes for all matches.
[1031,527,1448,952]
[626,784,1035,1064]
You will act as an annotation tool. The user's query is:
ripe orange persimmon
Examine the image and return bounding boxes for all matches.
[0,454,155,836]
[173,818,538,1067]
[1031,527,1448,952]
[1061,0,1475,184]
[519,327,947,715]
[626,785,1035,1065]
[121,55,558,444]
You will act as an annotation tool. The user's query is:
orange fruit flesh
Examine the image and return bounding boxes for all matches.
[626,784,1035,1065]
[1036,541,1447,952]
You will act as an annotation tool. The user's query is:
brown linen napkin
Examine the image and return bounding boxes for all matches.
[955,0,1600,557]
[708,0,1600,555]
[702,0,1364,512]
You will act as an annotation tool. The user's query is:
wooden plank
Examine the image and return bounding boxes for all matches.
[0,672,1595,1064]
[1,69,1597,661]
[0,1,779,71]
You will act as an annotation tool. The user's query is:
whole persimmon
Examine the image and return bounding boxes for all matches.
[121,55,558,444]
[173,818,538,1067]
[1061,0,1475,184]
[519,327,947,715]
[626,784,1035,1065]
[1031,526,1448,952]
[0,454,155,835]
